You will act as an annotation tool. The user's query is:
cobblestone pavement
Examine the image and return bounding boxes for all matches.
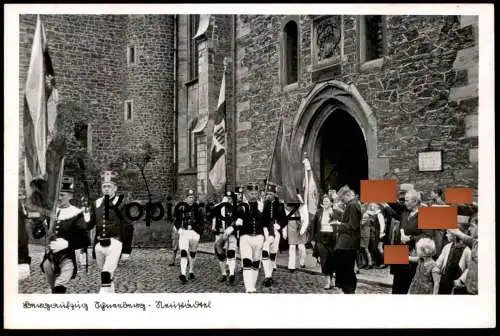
[19,244,390,294]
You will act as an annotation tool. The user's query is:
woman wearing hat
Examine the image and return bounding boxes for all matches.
[40,177,92,293]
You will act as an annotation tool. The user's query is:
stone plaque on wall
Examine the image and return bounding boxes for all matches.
[312,15,343,68]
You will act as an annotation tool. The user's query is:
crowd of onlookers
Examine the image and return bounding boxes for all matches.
[318,184,478,295]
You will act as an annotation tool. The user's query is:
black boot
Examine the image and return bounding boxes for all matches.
[52,285,67,294]
[179,274,187,284]
[263,278,272,287]
[220,275,227,282]
[189,273,195,280]
[229,275,235,284]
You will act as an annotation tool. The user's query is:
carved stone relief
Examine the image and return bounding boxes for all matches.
[314,16,342,62]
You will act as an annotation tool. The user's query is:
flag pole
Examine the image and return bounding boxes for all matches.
[265,118,282,192]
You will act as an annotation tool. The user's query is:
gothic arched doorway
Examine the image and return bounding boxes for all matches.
[290,80,377,197]
[317,107,368,194]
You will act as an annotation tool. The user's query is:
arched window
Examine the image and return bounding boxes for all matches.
[360,15,386,63]
[189,15,200,81]
[283,20,299,85]
[188,117,198,168]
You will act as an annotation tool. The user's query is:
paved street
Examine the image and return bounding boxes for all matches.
[19,244,390,294]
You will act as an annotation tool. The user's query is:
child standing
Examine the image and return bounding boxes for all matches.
[408,238,441,294]
[435,228,471,294]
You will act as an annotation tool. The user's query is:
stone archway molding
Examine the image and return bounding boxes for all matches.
[290,80,378,189]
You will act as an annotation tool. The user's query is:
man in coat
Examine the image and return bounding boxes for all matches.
[332,185,361,293]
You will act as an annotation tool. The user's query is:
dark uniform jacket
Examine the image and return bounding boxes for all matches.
[88,196,128,243]
[40,205,90,279]
[335,199,361,250]
[174,202,204,235]
[212,202,235,235]
[263,198,288,235]
[236,201,274,237]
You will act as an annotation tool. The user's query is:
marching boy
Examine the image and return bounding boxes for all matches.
[236,183,274,293]
[261,182,287,287]
[174,189,204,284]
[212,192,238,284]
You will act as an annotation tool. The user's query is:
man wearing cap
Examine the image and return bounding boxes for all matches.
[86,171,129,293]
[174,189,203,284]
[261,182,286,287]
[40,177,91,293]
[212,192,238,284]
[235,182,274,293]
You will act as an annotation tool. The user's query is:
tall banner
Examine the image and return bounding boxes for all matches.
[23,15,64,215]
[302,158,318,216]
[267,119,299,203]
[208,71,227,193]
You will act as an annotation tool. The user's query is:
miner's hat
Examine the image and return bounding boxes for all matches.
[187,189,195,197]
[265,182,277,194]
[32,222,46,239]
[235,186,244,194]
[247,183,259,191]
[60,177,75,193]
[101,170,118,185]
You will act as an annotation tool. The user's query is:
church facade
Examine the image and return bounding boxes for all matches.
[19,14,479,204]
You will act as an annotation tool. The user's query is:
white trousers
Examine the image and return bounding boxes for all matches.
[95,238,122,293]
[262,232,280,278]
[215,234,237,276]
[239,234,264,293]
[215,234,238,251]
[288,244,307,269]
[179,229,200,275]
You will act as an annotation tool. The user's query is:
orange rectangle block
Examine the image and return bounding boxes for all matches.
[445,187,473,204]
[384,245,409,265]
[360,179,397,203]
[418,206,457,229]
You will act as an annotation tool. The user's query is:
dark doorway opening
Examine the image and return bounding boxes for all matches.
[318,108,368,195]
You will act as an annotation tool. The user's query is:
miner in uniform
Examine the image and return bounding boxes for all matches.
[212,191,237,284]
[261,182,287,287]
[40,177,91,293]
[236,182,274,293]
[87,171,129,293]
[234,186,246,273]
[174,189,203,284]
